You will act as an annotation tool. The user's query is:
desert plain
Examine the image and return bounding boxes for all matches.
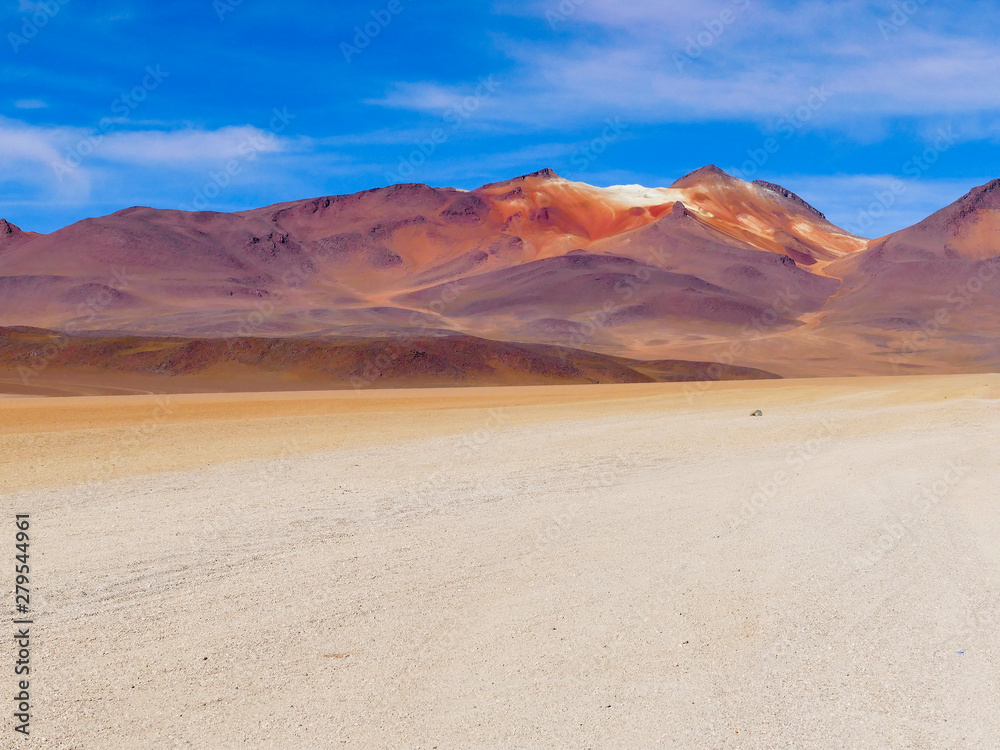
[2,374,999,749]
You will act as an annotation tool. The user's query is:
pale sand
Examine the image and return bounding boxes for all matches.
[3,375,1000,748]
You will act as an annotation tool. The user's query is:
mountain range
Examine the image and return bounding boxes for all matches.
[1,166,998,393]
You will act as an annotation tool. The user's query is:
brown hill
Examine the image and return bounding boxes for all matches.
[1,167,998,385]
[0,327,778,396]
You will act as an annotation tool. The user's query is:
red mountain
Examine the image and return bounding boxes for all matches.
[1,166,998,390]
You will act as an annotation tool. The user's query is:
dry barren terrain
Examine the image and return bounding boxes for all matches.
[3,375,999,748]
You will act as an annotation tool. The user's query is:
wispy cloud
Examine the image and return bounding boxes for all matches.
[0,117,89,201]
[0,117,299,209]
[0,118,294,167]
[97,126,289,165]
[314,128,445,147]
[765,174,994,238]
[400,0,1000,136]
[6,0,1000,232]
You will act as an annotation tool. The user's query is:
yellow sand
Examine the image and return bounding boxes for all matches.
[3,374,999,748]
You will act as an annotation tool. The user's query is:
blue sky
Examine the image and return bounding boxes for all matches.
[2,0,999,236]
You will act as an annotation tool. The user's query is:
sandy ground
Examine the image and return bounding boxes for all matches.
[3,375,1000,749]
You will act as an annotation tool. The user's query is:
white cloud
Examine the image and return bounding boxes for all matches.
[369,82,471,113]
[13,99,48,109]
[315,128,445,147]
[98,126,287,165]
[765,174,994,238]
[0,119,66,164]
[0,118,90,201]
[0,117,298,208]
[388,0,1000,135]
